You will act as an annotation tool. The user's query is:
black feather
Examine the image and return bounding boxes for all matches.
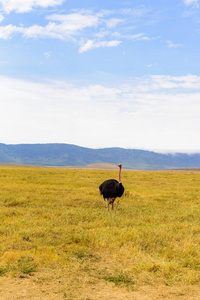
[99,179,124,198]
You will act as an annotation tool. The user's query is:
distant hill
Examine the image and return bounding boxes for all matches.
[0,143,199,170]
[81,163,119,169]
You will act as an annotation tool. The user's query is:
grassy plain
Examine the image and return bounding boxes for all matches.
[0,166,200,299]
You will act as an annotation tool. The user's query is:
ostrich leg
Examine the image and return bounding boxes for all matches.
[105,198,110,211]
[112,198,116,210]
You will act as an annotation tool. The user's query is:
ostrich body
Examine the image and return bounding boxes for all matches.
[99,164,124,211]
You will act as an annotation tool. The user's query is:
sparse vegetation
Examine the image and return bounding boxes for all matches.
[0,167,200,298]
[103,273,135,286]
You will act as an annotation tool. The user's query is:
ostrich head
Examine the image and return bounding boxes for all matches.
[118,164,122,183]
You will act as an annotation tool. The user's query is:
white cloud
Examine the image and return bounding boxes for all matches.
[0,6,160,53]
[143,74,200,90]
[0,75,199,151]
[166,40,183,48]
[79,39,122,53]
[106,18,123,28]
[47,13,99,32]
[0,13,100,40]
[0,24,22,39]
[95,30,110,38]
[130,75,200,94]
[22,24,65,39]
[0,0,64,13]
[128,33,157,41]
[183,0,199,5]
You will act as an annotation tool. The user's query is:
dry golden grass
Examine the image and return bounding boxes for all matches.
[0,167,200,299]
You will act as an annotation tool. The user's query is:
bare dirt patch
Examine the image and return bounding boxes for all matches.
[0,276,60,300]
[0,276,200,300]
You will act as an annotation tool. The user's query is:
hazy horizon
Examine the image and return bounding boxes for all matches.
[0,142,199,154]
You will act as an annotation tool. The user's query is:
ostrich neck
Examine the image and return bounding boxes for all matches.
[119,167,122,183]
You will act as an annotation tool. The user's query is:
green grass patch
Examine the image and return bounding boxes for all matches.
[17,256,38,275]
[103,273,135,286]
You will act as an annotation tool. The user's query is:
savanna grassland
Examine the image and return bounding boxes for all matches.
[0,166,200,299]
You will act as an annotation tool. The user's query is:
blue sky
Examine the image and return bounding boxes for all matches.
[0,0,200,152]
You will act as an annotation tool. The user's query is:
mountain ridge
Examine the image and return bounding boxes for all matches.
[0,143,199,170]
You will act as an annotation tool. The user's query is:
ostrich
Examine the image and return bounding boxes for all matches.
[99,164,124,211]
